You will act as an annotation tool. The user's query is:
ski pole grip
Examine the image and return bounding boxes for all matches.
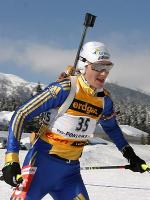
[141,164,150,171]
[84,13,96,27]
[16,174,23,183]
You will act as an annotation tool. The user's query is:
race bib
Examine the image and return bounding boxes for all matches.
[51,113,97,139]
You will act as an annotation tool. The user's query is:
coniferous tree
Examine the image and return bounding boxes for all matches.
[36,81,43,93]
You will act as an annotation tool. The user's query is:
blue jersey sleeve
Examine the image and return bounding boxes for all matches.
[7,79,71,155]
[99,95,128,151]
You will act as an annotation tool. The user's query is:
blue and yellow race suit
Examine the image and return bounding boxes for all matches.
[6,74,128,200]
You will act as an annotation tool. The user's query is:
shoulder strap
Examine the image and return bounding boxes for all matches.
[56,76,77,118]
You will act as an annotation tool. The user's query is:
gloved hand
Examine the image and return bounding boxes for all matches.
[2,162,23,187]
[122,145,147,173]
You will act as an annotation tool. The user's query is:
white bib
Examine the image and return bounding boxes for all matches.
[51,113,97,139]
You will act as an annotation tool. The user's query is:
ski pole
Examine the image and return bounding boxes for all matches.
[81,164,150,172]
[81,165,127,170]
[73,13,96,70]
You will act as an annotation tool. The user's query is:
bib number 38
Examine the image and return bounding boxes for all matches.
[75,117,90,132]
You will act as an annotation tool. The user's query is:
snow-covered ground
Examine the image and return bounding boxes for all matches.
[120,125,149,137]
[0,143,150,200]
[0,111,14,124]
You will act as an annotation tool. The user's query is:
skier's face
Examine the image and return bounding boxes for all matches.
[84,64,109,89]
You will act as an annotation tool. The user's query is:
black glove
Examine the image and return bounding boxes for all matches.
[122,145,147,173]
[2,162,23,187]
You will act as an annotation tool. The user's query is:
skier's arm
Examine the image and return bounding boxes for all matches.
[99,95,148,173]
[5,79,71,163]
[99,95,128,151]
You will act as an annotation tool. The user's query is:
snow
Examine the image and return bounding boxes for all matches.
[0,144,150,200]
[120,125,149,137]
[0,72,27,85]
[0,111,14,123]
[0,72,38,96]
[0,131,30,140]
[0,72,37,88]
[0,73,27,96]
[20,137,30,145]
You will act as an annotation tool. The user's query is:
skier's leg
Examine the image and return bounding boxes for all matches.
[50,173,90,200]
[10,147,48,200]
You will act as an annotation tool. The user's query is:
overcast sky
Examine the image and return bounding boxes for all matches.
[0,0,150,94]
